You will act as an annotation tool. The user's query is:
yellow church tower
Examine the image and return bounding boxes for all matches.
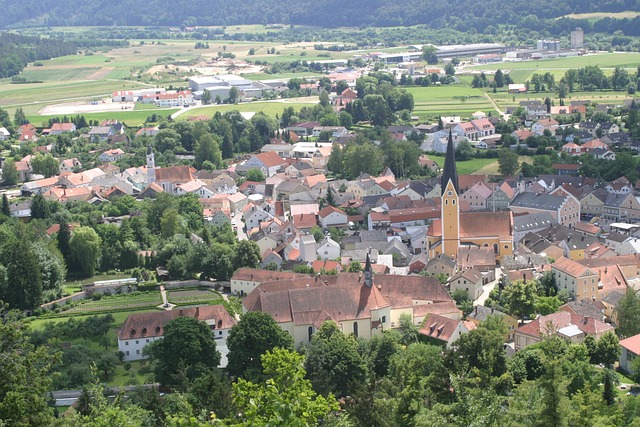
[441,128,460,257]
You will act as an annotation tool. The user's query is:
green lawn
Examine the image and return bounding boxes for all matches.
[467,52,640,73]
[28,109,178,127]
[18,66,103,82]
[108,360,154,387]
[27,308,163,330]
[179,101,317,120]
[403,85,497,118]
[430,156,498,175]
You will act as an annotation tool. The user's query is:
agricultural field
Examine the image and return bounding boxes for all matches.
[27,308,163,330]
[167,289,224,305]
[487,89,636,113]
[464,52,640,85]
[429,156,498,175]
[178,99,318,121]
[405,85,497,118]
[560,11,640,21]
[62,291,163,314]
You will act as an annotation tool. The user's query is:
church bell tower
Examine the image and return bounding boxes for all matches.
[441,128,460,258]
[146,145,156,184]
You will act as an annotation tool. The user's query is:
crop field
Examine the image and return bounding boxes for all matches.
[179,100,318,121]
[429,156,498,175]
[167,289,224,305]
[406,86,497,118]
[27,308,163,330]
[560,11,640,21]
[62,292,163,314]
[487,89,636,112]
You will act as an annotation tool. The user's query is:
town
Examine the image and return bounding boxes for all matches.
[2,16,640,427]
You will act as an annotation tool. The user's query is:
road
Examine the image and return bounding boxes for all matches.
[231,214,247,241]
[474,267,502,307]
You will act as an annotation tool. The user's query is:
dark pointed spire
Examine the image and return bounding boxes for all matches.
[441,127,458,195]
[364,251,373,288]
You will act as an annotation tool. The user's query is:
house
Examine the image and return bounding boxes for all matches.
[532,118,559,136]
[286,122,321,137]
[318,206,348,228]
[468,305,518,341]
[470,119,495,137]
[552,163,580,176]
[606,177,633,195]
[312,146,333,169]
[230,268,308,296]
[419,314,469,348]
[408,253,429,273]
[317,237,341,260]
[508,84,527,93]
[549,105,587,116]
[510,192,580,228]
[620,333,640,375]
[118,305,236,363]
[60,158,82,173]
[515,311,614,350]
[449,268,484,300]
[424,253,456,279]
[580,189,608,219]
[136,127,160,137]
[513,212,557,242]
[599,122,620,135]
[153,91,193,107]
[453,122,479,140]
[552,256,600,300]
[578,121,601,136]
[206,209,232,227]
[486,182,516,210]
[89,126,115,141]
[0,127,10,140]
[154,165,195,194]
[602,193,640,222]
[243,152,287,177]
[49,122,76,135]
[461,181,493,210]
[312,126,348,138]
[99,148,126,163]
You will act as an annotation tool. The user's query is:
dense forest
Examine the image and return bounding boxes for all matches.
[0,0,638,30]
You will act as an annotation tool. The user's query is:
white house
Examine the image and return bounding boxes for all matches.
[317,237,340,260]
[243,152,287,177]
[243,205,274,229]
[0,127,10,140]
[99,148,126,163]
[118,306,236,363]
[318,206,348,228]
[620,333,640,374]
[449,268,484,301]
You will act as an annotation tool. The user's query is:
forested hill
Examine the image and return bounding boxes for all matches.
[0,0,637,29]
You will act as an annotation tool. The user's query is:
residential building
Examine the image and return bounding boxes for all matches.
[118,305,235,362]
[620,334,640,375]
[552,256,599,300]
[419,314,469,348]
[449,268,484,300]
[510,192,580,228]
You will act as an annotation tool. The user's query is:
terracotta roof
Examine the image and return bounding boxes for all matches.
[517,310,613,339]
[154,165,194,183]
[419,314,461,342]
[312,260,342,273]
[317,205,346,219]
[459,210,513,239]
[254,152,286,168]
[293,213,317,229]
[118,305,235,340]
[620,334,640,355]
[553,256,597,278]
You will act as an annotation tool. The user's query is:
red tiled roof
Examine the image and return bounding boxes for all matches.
[620,334,640,355]
[419,314,461,342]
[254,152,286,168]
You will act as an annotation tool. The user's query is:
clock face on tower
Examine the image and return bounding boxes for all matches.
[448,191,453,196]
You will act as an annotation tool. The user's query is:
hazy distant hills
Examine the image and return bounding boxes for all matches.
[0,0,637,29]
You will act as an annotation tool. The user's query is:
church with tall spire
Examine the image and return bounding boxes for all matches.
[427,129,514,262]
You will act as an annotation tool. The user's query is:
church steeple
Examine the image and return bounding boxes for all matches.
[364,251,373,288]
[441,127,458,195]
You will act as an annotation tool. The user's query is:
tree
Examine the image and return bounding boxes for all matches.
[69,226,101,277]
[30,194,50,220]
[245,168,265,182]
[616,288,640,338]
[502,279,538,322]
[2,160,18,186]
[233,240,261,270]
[96,352,119,380]
[194,133,222,170]
[188,368,234,418]
[319,90,330,107]
[498,148,520,176]
[444,62,455,76]
[147,316,220,390]
[228,86,240,104]
[325,186,335,207]
[0,304,60,426]
[232,348,339,426]
[453,328,507,387]
[343,142,384,179]
[594,331,621,369]
[1,194,10,217]
[2,238,42,310]
[160,208,183,239]
[226,311,294,380]
[602,369,616,406]
[494,69,505,88]
[14,107,28,125]
[422,45,438,64]
[304,321,367,398]
[326,143,343,175]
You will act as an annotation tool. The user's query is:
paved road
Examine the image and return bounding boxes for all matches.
[52,384,159,405]
[474,267,502,307]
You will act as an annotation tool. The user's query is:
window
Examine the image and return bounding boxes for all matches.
[452,200,456,205]
[308,326,313,342]
[135,340,139,345]
[219,331,223,336]
[382,316,386,324]
[136,350,140,354]
[125,342,129,346]
[126,351,130,356]
[353,322,359,338]
[146,339,150,343]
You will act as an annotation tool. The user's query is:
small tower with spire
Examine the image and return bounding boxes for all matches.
[364,251,373,288]
[146,145,156,184]
[441,127,460,258]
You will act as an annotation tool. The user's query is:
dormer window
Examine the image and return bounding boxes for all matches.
[130,329,136,338]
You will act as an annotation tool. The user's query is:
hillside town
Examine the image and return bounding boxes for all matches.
[2,32,640,425]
